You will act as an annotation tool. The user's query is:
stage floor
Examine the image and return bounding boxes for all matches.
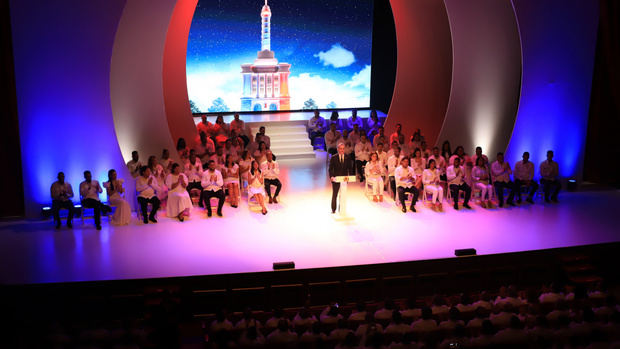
[1,152,618,285]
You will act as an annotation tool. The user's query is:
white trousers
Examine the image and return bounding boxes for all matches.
[425,184,444,204]
[476,182,494,200]
[368,177,384,195]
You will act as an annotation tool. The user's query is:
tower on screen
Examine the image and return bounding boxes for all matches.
[241,0,291,111]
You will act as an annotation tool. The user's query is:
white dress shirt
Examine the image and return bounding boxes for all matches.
[261,160,280,179]
[136,175,160,198]
[472,166,490,183]
[354,141,372,161]
[347,116,363,130]
[540,160,559,180]
[376,150,388,167]
[422,168,441,186]
[308,116,325,132]
[184,158,203,182]
[387,155,404,176]
[201,169,223,191]
[126,159,142,178]
[514,160,535,181]
[395,165,416,188]
[491,161,512,183]
[230,119,246,135]
[471,154,489,167]
[411,157,426,175]
[365,161,385,179]
[428,155,447,175]
[79,180,102,201]
[446,165,465,185]
[324,130,342,149]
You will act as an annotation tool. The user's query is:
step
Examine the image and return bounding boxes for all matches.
[275,151,316,160]
[270,139,312,148]
[271,145,314,153]
[265,133,310,141]
[251,126,307,135]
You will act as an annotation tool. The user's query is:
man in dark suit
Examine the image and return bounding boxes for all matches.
[329,143,355,213]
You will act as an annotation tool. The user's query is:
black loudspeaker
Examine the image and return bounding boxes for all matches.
[455,248,477,257]
[273,261,295,270]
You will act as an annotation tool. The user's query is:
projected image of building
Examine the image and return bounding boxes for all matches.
[240,0,291,111]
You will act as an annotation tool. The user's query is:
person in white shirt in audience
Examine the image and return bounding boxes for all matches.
[102,169,131,226]
[410,148,426,177]
[252,141,268,164]
[230,113,249,146]
[195,132,215,164]
[126,150,142,178]
[184,149,203,197]
[235,308,262,332]
[375,299,397,323]
[347,109,363,131]
[256,126,271,148]
[423,159,444,210]
[386,140,399,159]
[210,146,226,171]
[209,309,233,335]
[387,147,403,200]
[329,319,353,343]
[439,307,465,333]
[493,315,529,346]
[446,157,472,210]
[395,157,420,213]
[490,303,521,329]
[320,304,343,327]
[338,129,355,158]
[469,320,496,348]
[200,160,225,217]
[261,151,281,204]
[248,160,268,215]
[365,152,385,202]
[409,130,423,153]
[385,310,412,337]
[148,155,168,202]
[211,114,229,145]
[540,150,561,203]
[160,148,173,173]
[165,163,192,221]
[222,155,240,208]
[397,133,409,157]
[292,307,317,331]
[266,320,297,346]
[411,307,437,334]
[389,123,403,146]
[367,110,382,135]
[428,146,447,182]
[375,142,388,167]
[223,139,239,163]
[471,146,489,169]
[238,150,252,189]
[300,322,328,345]
[196,114,212,139]
[324,122,342,155]
[514,151,538,204]
[79,170,111,230]
[355,134,372,182]
[491,152,516,207]
[472,156,494,208]
[349,302,368,323]
[46,176,65,217]
[420,140,431,159]
[135,166,161,224]
[349,123,362,145]
[238,326,264,347]
[373,126,386,146]
[307,110,326,145]
[449,145,467,166]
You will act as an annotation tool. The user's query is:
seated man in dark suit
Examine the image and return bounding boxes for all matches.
[329,143,355,214]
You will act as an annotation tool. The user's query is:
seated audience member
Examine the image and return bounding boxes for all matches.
[365,152,385,202]
[389,123,403,146]
[210,309,234,334]
[429,146,447,181]
[455,294,475,314]
[252,141,268,164]
[466,307,489,336]
[160,148,173,173]
[472,292,494,311]
[329,319,353,343]
[293,307,317,331]
[308,110,326,144]
[420,140,431,158]
[256,126,271,148]
[449,145,467,166]
[79,170,111,230]
[210,146,226,171]
[491,152,516,207]
[540,150,561,203]
[235,308,262,331]
[51,172,75,229]
[395,157,420,213]
[265,308,288,332]
[411,306,438,334]
[472,156,493,208]
[135,166,161,224]
[410,148,426,176]
[397,133,409,157]
[375,299,397,323]
[447,157,472,210]
[490,303,520,329]
[441,141,452,164]
[469,320,496,348]
[400,299,422,322]
[385,310,412,338]
[493,315,529,346]
[494,285,524,309]
[212,114,229,145]
[238,326,264,347]
[373,126,386,146]
[386,140,399,158]
[267,320,297,346]
[423,159,444,210]
[126,150,142,178]
[165,163,192,221]
[229,131,244,157]
[261,151,281,204]
[196,114,212,138]
[329,110,340,123]
[387,147,403,200]
[230,113,249,146]
[195,132,215,164]
[347,109,363,131]
[375,142,388,167]
[223,139,239,163]
[238,151,252,187]
[148,155,167,201]
[176,137,190,161]
[471,146,489,168]
[367,109,382,135]
[338,129,355,158]
[432,295,450,320]
[184,150,203,195]
[201,160,225,217]
[320,304,343,327]
[439,324,469,349]
[515,151,538,204]
[349,302,368,322]
[355,134,372,181]
[324,122,342,155]
[222,155,240,208]
[349,123,362,145]
[248,160,268,215]
[539,283,566,305]
[409,130,423,152]
[103,169,131,226]
[300,321,327,345]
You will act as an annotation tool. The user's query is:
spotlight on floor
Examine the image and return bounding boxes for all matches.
[455,248,477,257]
[567,179,577,191]
[273,261,295,270]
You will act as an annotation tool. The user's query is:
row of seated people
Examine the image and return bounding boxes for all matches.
[308,109,385,146]
[205,283,620,348]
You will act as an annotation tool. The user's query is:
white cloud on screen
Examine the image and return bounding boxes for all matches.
[288,73,369,109]
[314,44,356,68]
[345,65,371,89]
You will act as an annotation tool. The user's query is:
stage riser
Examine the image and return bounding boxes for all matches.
[249,124,315,160]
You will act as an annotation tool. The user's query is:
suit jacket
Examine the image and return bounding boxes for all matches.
[329,153,355,178]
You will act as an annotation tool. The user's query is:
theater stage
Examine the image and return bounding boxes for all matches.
[0,152,618,285]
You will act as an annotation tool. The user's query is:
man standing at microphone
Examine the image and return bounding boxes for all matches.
[329,143,355,214]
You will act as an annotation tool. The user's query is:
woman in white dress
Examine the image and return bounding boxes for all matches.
[239,150,252,190]
[223,155,240,208]
[365,152,385,202]
[165,163,192,221]
[103,169,132,225]
[472,156,494,208]
[248,160,268,215]
[411,148,427,177]
[253,141,268,164]
[148,155,168,203]
[423,159,444,211]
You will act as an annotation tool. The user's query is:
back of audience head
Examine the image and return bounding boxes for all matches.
[421,306,432,320]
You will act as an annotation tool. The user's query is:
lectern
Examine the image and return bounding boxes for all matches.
[333,175,356,217]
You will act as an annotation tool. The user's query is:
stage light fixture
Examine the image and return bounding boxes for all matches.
[273,261,295,270]
[454,248,477,257]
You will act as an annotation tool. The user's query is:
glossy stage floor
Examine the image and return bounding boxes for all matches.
[1,152,618,285]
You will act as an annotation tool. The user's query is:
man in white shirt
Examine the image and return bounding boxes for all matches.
[324,122,341,155]
[491,152,516,207]
[195,131,215,164]
[230,113,249,147]
[184,150,203,197]
[136,166,161,224]
[261,151,281,204]
[196,114,212,139]
[373,126,386,146]
[210,146,226,171]
[471,146,489,169]
[349,123,362,145]
[446,157,472,210]
[375,142,388,167]
[256,126,271,148]
[354,134,372,182]
[79,170,111,230]
[200,160,224,217]
[395,157,419,213]
[126,150,142,178]
[308,110,325,146]
[51,171,75,229]
[540,150,561,203]
[428,147,447,178]
[387,147,403,200]
[389,123,403,146]
[514,151,538,204]
[346,109,363,131]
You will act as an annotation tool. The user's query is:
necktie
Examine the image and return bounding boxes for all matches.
[340,155,343,163]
